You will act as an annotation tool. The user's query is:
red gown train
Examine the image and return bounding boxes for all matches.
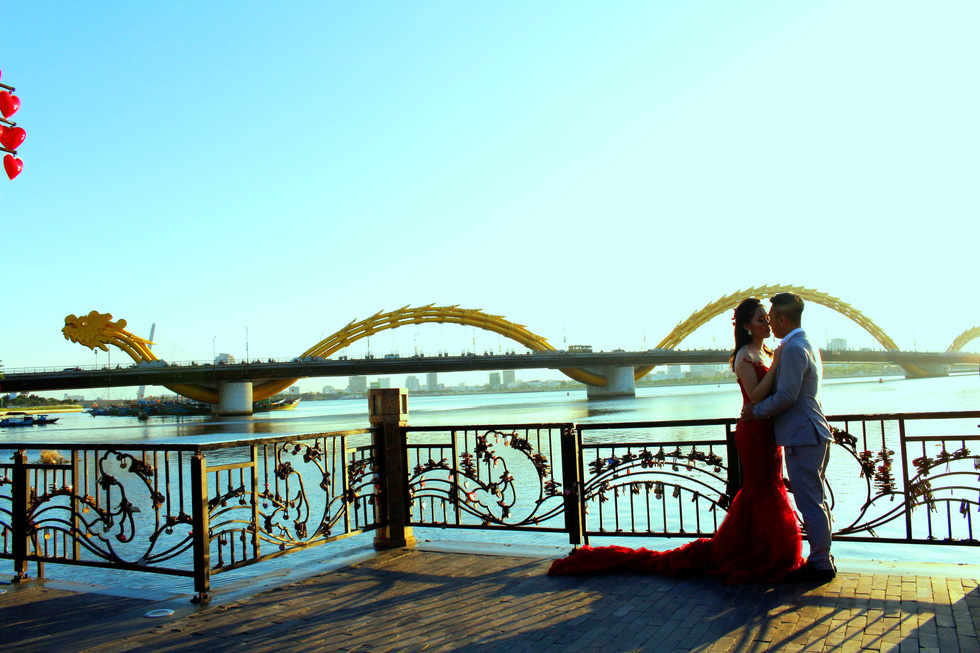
[548,361,804,583]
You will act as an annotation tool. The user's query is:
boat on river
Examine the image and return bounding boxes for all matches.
[0,412,59,427]
[256,397,301,411]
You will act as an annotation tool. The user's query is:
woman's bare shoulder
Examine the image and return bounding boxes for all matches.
[734,345,760,366]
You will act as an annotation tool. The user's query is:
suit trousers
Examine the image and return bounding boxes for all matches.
[785,440,833,569]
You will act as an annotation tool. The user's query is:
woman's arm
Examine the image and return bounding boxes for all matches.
[736,347,781,405]
[752,344,805,419]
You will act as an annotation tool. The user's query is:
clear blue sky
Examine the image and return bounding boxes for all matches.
[1,2,977,391]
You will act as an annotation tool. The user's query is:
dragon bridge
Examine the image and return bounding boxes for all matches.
[64,289,972,404]
[62,306,606,404]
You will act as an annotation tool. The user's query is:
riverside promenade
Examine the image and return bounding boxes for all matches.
[2,541,979,652]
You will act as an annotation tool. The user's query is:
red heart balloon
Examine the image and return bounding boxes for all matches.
[0,91,21,118]
[4,154,23,180]
[0,126,25,150]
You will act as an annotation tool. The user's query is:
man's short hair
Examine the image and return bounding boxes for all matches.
[770,292,804,324]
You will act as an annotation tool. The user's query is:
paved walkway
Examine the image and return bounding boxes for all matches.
[2,544,979,652]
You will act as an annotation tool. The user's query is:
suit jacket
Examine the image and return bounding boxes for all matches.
[752,329,832,446]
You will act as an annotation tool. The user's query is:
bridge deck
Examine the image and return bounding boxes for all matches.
[4,349,977,393]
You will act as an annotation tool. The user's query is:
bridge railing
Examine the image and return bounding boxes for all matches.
[405,424,577,537]
[0,428,380,603]
[402,409,980,547]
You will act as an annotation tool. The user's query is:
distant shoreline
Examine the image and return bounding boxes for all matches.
[306,369,932,401]
[0,405,85,415]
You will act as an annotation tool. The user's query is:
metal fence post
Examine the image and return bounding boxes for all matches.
[561,425,584,547]
[11,450,29,582]
[190,451,211,603]
[369,388,416,549]
[725,423,742,504]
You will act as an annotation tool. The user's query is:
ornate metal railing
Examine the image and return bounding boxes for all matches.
[0,429,380,602]
[825,411,980,544]
[405,424,577,536]
[406,411,980,547]
[3,401,978,601]
[577,419,737,540]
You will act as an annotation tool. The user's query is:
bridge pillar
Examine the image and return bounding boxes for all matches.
[903,363,949,379]
[216,381,253,416]
[586,366,636,398]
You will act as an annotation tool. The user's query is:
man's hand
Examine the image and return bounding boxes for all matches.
[740,404,754,420]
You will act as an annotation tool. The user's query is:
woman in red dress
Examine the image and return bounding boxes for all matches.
[548,298,805,583]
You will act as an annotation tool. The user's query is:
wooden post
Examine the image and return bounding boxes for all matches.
[560,425,585,547]
[190,452,212,603]
[11,450,29,582]
[369,388,415,549]
[725,423,742,505]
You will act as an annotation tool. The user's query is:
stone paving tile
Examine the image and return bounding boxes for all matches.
[2,549,980,652]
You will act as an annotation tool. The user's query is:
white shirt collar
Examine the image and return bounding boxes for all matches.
[781,327,804,344]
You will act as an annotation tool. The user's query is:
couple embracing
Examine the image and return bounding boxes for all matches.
[549,293,835,584]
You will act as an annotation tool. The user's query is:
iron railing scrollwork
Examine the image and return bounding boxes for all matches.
[825,413,980,544]
[206,433,381,575]
[403,412,980,548]
[0,429,381,601]
[405,424,572,533]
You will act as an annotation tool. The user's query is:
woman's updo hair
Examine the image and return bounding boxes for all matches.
[729,298,773,371]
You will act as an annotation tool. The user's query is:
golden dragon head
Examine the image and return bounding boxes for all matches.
[63,311,131,352]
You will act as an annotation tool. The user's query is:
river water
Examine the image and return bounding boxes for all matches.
[3,373,978,596]
[12,372,980,444]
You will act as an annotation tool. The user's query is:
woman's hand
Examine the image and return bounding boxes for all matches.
[771,346,782,368]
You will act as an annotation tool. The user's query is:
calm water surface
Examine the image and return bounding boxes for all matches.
[12,372,979,445]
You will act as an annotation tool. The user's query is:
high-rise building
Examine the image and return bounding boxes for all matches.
[828,338,847,351]
[502,370,516,386]
[427,372,438,392]
[405,376,421,392]
[348,376,367,393]
[378,377,391,389]
[489,372,501,388]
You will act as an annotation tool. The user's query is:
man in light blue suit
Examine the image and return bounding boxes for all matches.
[743,292,835,582]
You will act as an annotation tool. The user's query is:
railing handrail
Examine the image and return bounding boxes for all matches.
[405,422,574,433]
[580,439,729,449]
[580,409,980,432]
[827,409,980,422]
[0,427,378,453]
[4,410,976,453]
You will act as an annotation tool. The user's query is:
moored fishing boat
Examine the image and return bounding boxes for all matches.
[0,412,59,427]
[1,413,34,427]
[258,397,301,411]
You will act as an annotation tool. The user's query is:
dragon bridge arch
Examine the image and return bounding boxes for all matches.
[63,306,608,404]
[292,304,608,390]
[948,327,980,353]
[635,284,913,380]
